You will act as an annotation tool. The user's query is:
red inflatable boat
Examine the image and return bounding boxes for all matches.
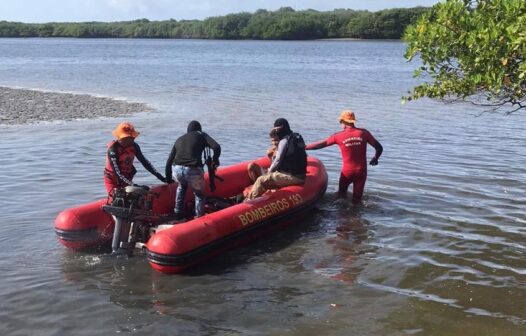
[55,156,328,274]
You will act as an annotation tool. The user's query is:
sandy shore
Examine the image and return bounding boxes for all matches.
[0,86,153,125]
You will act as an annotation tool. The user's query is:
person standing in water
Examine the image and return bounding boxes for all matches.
[165,121,221,219]
[305,110,383,204]
[104,122,166,194]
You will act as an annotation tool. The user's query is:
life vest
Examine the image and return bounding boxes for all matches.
[104,140,137,184]
[279,132,307,177]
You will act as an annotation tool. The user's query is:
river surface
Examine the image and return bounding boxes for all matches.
[0,38,525,335]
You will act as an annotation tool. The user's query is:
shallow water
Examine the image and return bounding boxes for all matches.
[0,38,525,335]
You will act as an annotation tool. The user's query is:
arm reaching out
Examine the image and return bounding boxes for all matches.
[305,141,328,150]
[135,143,166,183]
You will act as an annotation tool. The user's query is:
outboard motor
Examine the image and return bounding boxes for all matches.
[103,186,158,255]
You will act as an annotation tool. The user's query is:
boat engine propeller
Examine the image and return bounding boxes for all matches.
[103,186,159,256]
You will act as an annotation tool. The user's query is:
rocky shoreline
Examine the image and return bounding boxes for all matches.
[0,86,153,125]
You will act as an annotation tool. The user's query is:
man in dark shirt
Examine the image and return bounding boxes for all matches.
[166,121,221,219]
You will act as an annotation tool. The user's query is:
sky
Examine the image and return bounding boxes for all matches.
[0,0,441,23]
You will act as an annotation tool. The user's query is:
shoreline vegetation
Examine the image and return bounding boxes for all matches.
[0,7,429,40]
[0,87,152,125]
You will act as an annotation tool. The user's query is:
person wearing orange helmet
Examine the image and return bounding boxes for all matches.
[306,110,383,204]
[103,122,166,194]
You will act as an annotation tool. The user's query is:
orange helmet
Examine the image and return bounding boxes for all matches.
[112,122,140,140]
[338,110,357,124]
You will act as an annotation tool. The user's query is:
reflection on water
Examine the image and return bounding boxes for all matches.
[0,39,525,335]
[313,202,372,284]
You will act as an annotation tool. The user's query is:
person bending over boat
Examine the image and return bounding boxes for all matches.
[245,118,307,200]
[165,120,221,219]
[305,110,383,204]
[104,122,166,194]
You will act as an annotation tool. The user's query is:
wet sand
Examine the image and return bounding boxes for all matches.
[0,86,153,125]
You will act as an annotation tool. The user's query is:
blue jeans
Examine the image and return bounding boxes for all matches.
[174,165,205,217]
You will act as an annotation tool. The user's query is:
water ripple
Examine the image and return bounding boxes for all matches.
[1,39,526,335]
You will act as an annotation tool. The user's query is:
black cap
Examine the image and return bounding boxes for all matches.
[273,118,291,138]
[187,120,202,133]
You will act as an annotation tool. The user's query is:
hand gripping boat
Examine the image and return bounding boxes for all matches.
[54,156,328,274]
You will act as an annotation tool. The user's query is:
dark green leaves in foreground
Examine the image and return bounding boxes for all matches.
[0,7,428,40]
[404,0,526,113]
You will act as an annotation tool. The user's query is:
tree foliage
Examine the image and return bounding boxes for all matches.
[348,8,428,39]
[404,0,526,113]
[0,7,428,40]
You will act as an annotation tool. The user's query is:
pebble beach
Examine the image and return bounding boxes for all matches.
[0,86,152,125]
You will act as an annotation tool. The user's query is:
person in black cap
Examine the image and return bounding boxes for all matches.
[245,118,307,200]
[166,121,221,219]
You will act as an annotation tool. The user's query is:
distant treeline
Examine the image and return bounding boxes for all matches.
[0,7,429,40]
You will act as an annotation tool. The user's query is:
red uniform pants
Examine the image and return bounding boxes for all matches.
[338,171,367,204]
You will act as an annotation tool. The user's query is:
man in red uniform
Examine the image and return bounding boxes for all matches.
[104,122,166,194]
[306,110,383,204]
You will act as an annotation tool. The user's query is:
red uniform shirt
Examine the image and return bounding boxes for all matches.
[104,140,137,187]
[325,127,379,175]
